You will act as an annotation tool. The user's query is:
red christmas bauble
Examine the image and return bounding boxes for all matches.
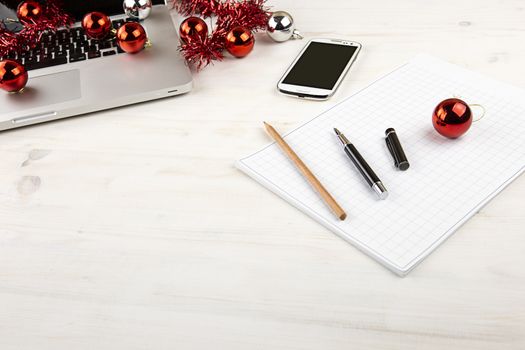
[179,17,208,44]
[0,60,28,93]
[225,26,254,58]
[17,0,43,24]
[82,12,112,40]
[116,22,148,54]
[432,98,473,138]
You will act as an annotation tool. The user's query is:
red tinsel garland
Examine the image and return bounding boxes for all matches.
[0,0,73,58]
[0,28,20,56]
[172,0,271,69]
[173,0,220,17]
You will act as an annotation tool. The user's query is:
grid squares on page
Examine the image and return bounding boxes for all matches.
[240,56,525,272]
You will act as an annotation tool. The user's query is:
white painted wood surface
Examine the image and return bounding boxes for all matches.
[1,0,524,349]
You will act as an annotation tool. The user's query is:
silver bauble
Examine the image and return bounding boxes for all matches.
[123,0,152,20]
[267,11,302,42]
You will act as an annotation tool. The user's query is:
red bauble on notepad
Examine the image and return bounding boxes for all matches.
[432,98,473,138]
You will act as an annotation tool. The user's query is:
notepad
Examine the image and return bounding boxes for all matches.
[236,54,525,276]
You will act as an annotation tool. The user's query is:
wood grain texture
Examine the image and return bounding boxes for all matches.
[264,122,347,220]
[0,0,524,349]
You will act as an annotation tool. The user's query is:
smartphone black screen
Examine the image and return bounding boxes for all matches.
[282,42,358,90]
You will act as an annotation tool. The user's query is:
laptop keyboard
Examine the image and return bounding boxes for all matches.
[0,19,130,71]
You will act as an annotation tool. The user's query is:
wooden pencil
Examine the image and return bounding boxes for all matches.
[263,122,347,221]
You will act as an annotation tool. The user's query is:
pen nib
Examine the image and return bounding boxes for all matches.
[334,128,350,145]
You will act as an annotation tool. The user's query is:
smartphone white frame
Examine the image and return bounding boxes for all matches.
[277,38,362,100]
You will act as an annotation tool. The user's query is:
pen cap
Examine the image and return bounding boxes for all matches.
[385,128,410,171]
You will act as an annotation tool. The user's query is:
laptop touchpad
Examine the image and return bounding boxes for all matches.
[1,69,81,114]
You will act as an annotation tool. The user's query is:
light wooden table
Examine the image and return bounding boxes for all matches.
[1,1,524,349]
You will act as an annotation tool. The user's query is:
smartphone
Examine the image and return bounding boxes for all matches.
[277,38,361,100]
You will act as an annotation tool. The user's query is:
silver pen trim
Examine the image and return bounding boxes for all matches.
[372,182,389,200]
[385,129,396,137]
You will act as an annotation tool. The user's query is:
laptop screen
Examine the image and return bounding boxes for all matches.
[1,0,165,31]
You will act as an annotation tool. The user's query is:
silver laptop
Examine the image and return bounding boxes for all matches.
[0,0,192,131]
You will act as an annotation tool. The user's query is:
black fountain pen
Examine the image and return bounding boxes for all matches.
[334,128,389,200]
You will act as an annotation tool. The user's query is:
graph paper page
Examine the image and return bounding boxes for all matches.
[237,55,525,275]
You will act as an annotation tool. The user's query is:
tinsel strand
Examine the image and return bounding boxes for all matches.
[172,0,271,69]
